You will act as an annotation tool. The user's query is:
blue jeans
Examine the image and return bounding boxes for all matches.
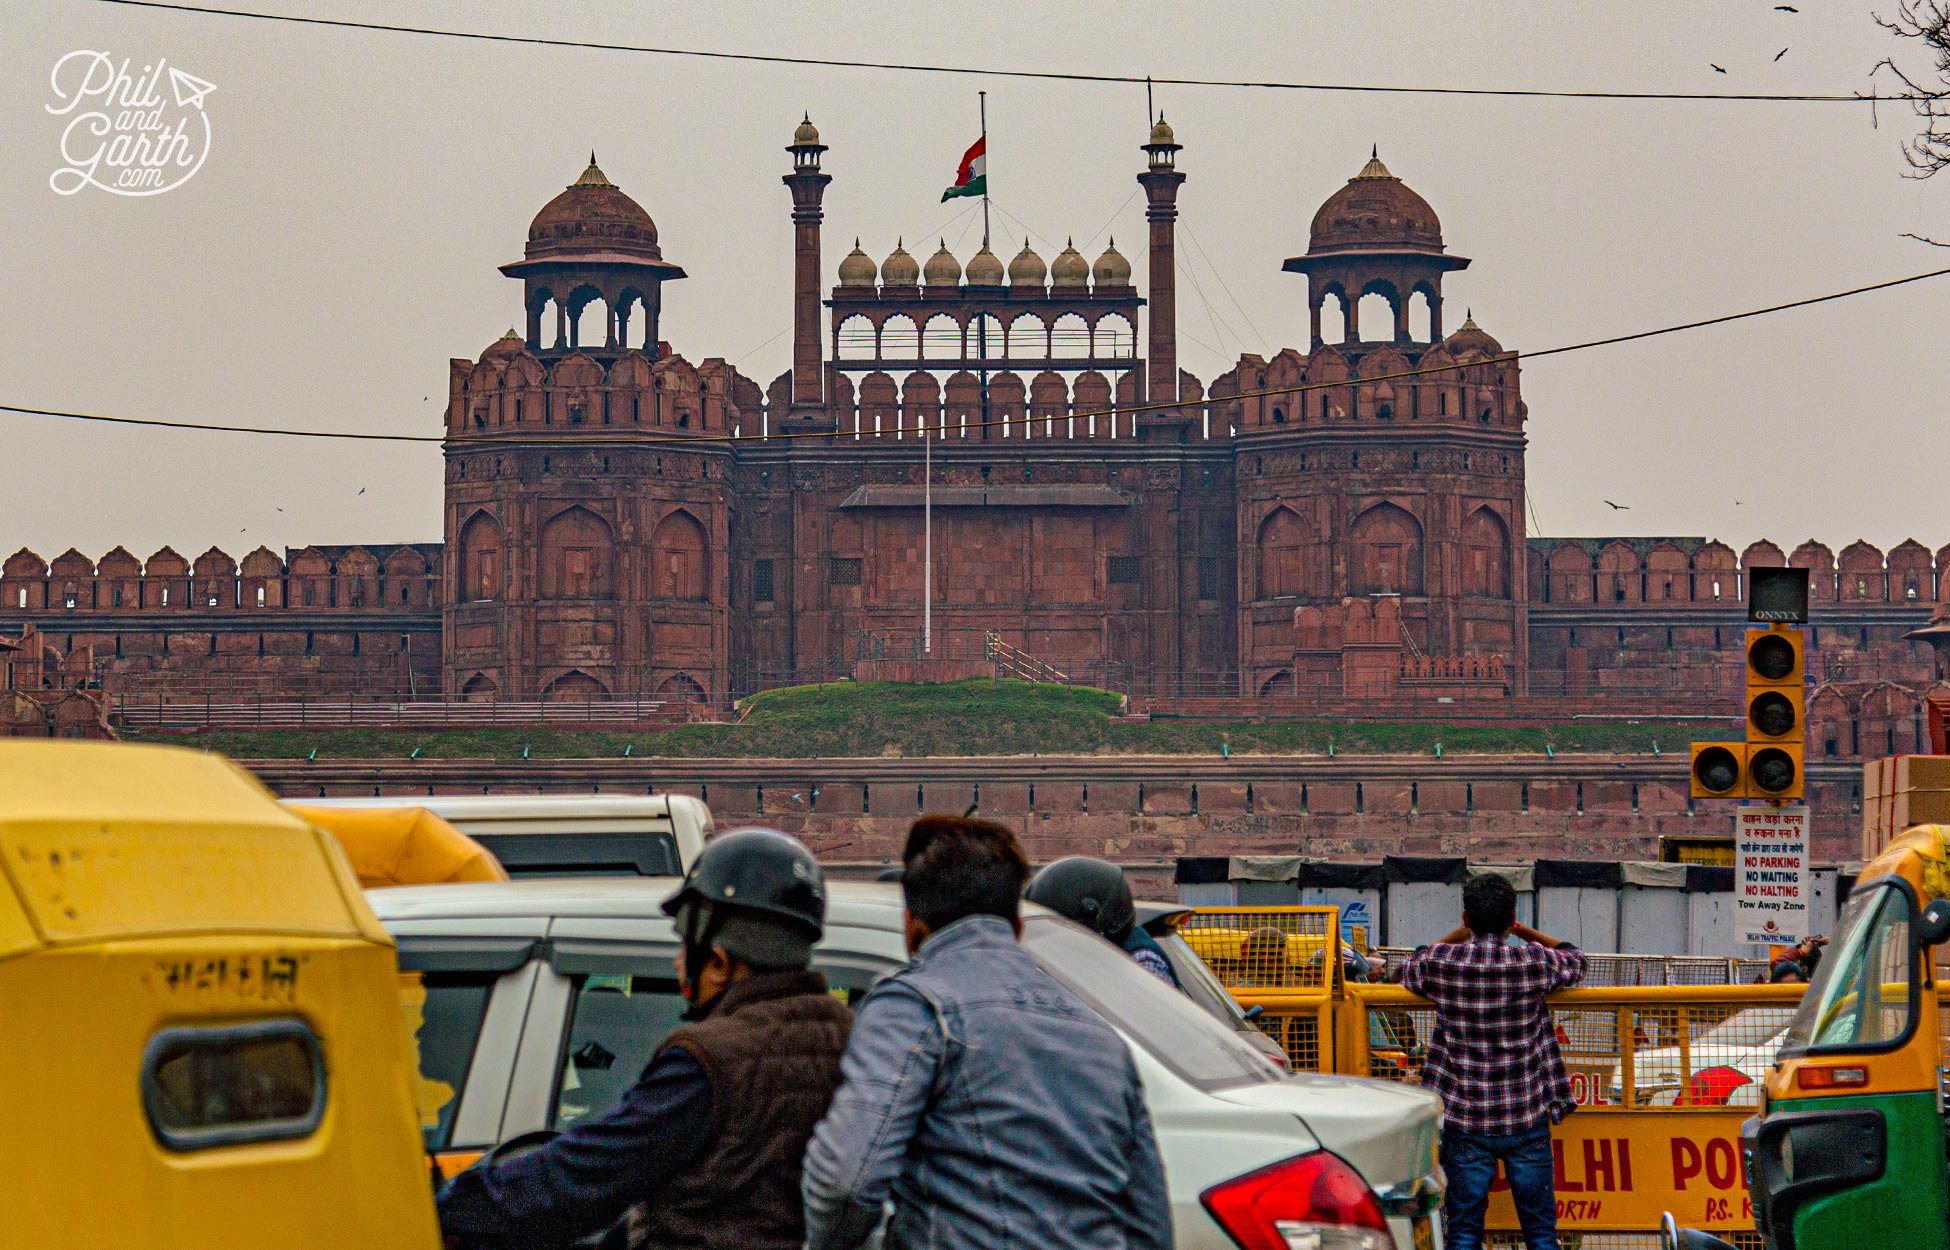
[1441,1122,1559,1250]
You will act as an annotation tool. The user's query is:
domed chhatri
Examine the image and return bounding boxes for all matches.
[923,239,962,287]
[524,154,666,262]
[1007,241,1047,287]
[964,243,1004,287]
[1091,237,1131,286]
[880,238,919,286]
[481,327,526,361]
[1050,238,1089,288]
[837,238,876,287]
[1443,311,1503,357]
[1308,147,1444,255]
[1149,115,1175,146]
[793,113,820,145]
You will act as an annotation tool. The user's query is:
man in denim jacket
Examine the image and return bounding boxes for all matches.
[802,815,1171,1250]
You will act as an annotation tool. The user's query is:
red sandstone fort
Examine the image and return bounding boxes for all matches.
[3,117,1947,756]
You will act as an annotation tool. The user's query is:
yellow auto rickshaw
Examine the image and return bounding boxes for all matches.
[0,740,440,1250]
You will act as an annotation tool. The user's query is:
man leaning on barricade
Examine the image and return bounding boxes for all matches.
[802,813,1172,1250]
[1400,874,1588,1250]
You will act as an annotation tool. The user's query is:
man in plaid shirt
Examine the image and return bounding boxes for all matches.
[1402,874,1587,1250]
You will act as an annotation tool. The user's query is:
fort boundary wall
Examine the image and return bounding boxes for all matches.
[246,751,1870,889]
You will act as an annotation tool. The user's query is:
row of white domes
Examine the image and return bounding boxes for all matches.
[838,237,1132,289]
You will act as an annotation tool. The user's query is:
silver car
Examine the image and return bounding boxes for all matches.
[376,878,1444,1250]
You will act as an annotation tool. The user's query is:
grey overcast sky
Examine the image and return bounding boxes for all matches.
[2,1,1945,564]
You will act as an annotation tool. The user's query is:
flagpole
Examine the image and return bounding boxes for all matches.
[976,90,991,505]
[923,396,932,655]
[979,91,989,250]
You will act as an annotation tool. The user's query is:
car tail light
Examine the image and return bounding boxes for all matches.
[1796,1064,1868,1090]
[1683,1065,1753,1106]
[1201,1150,1396,1250]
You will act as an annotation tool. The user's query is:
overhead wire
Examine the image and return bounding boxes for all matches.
[93,0,1929,104]
[4,263,1947,447]
[1181,220,1270,351]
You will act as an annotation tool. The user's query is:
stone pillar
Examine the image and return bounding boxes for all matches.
[1137,116,1185,408]
[782,116,833,428]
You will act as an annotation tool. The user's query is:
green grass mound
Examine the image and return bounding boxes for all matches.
[144,678,1723,760]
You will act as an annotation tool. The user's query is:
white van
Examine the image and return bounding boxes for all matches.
[292,794,712,877]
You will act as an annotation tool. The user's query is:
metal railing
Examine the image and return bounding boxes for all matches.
[116,694,680,731]
[1181,905,1800,1247]
[982,631,1069,684]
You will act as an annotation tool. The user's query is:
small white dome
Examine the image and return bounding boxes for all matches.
[880,238,919,285]
[923,239,961,287]
[837,238,876,287]
[1007,241,1046,287]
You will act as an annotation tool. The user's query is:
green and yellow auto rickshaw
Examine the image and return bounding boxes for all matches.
[1668,820,1950,1250]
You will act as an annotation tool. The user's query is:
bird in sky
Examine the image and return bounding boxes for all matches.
[1775,4,1798,11]
[357,487,366,496]
[1604,500,1630,510]
[275,507,283,512]
[1711,63,1728,73]
[1775,47,1788,60]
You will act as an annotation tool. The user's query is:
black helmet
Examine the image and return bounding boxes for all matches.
[663,829,826,968]
[1024,856,1135,942]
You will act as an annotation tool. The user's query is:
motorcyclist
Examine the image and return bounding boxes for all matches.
[1024,856,1179,986]
[437,829,852,1250]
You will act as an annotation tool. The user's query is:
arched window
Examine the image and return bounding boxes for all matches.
[969,314,1005,361]
[458,512,504,601]
[879,315,919,357]
[1007,314,1047,358]
[1319,292,1347,344]
[1462,508,1511,598]
[1255,507,1307,599]
[543,670,608,702]
[1355,292,1393,343]
[836,315,877,360]
[1051,313,1090,358]
[568,288,608,350]
[539,506,615,599]
[652,510,709,601]
[1093,314,1135,359]
[1407,289,1434,341]
[1350,503,1424,596]
[922,314,962,361]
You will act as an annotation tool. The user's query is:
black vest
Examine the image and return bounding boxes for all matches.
[636,970,852,1250]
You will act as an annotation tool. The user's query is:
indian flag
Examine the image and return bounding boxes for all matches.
[940,136,986,202]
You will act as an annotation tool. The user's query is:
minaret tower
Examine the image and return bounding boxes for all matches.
[783,114,833,429]
[1137,115,1184,409]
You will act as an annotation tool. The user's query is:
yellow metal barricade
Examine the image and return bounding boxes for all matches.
[1179,905,1803,1242]
[1181,906,1343,1071]
[1342,982,1803,1248]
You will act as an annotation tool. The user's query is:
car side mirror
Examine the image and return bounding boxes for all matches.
[1915,899,1950,949]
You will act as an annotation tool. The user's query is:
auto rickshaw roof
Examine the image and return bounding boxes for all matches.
[1858,822,1950,902]
[0,740,386,955]
[288,804,510,889]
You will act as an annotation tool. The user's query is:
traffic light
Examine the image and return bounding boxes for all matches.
[1743,625,1805,800]
[1748,743,1804,800]
[1691,742,1747,799]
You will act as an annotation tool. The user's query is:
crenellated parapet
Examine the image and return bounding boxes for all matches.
[0,543,442,614]
[1527,537,1948,607]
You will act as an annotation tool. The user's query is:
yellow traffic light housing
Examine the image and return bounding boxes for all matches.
[1745,628,1805,688]
[1747,743,1804,800]
[1743,625,1805,800]
[1691,742,1747,799]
